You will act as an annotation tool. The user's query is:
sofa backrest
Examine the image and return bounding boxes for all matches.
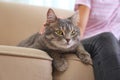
[0,2,74,46]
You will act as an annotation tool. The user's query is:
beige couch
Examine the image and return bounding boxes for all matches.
[0,2,95,80]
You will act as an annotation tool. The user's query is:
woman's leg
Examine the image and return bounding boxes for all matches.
[81,32,120,80]
[119,39,120,44]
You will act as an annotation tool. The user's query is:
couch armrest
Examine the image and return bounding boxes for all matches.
[0,45,52,60]
[0,45,52,80]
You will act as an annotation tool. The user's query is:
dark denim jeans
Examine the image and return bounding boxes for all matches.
[82,32,120,80]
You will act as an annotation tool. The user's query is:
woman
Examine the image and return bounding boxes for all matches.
[75,0,120,80]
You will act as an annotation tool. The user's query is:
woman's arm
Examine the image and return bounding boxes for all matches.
[77,5,90,38]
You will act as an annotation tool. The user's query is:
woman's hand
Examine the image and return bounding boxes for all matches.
[40,22,46,34]
[40,26,45,34]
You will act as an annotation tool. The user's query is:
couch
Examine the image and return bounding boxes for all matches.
[0,2,95,80]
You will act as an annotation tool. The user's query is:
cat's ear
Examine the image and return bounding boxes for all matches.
[46,8,57,23]
[69,11,80,26]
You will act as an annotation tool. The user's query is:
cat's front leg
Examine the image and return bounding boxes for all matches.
[49,52,68,72]
[53,57,68,72]
[76,44,93,65]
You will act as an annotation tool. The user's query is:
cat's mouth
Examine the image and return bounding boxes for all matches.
[51,39,76,49]
[66,42,70,45]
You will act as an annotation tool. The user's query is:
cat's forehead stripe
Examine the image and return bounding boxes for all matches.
[61,21,73,30]
[66,22,73,31]
[67,23,71,31]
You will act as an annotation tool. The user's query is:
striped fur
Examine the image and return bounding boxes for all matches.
[18,8,92,72]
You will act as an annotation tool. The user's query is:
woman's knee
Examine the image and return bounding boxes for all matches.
[97,32,117,42]
[98,32,115,39]
[92,32,119,53]
[96,32,120,56]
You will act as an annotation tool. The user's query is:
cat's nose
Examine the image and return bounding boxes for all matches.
[66,39,70,42]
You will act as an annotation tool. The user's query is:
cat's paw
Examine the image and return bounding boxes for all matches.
[54,58,68,72]
[78,52,93,65]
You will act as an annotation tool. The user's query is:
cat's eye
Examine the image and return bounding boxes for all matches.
[55,30,63,35]
[71,30,76,35]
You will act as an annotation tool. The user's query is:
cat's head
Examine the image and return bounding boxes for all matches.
[43,8,80,50]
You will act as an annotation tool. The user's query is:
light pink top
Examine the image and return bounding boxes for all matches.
[75,0,120,40]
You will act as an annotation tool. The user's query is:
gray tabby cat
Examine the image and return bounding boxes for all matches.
[18,8,92,72]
